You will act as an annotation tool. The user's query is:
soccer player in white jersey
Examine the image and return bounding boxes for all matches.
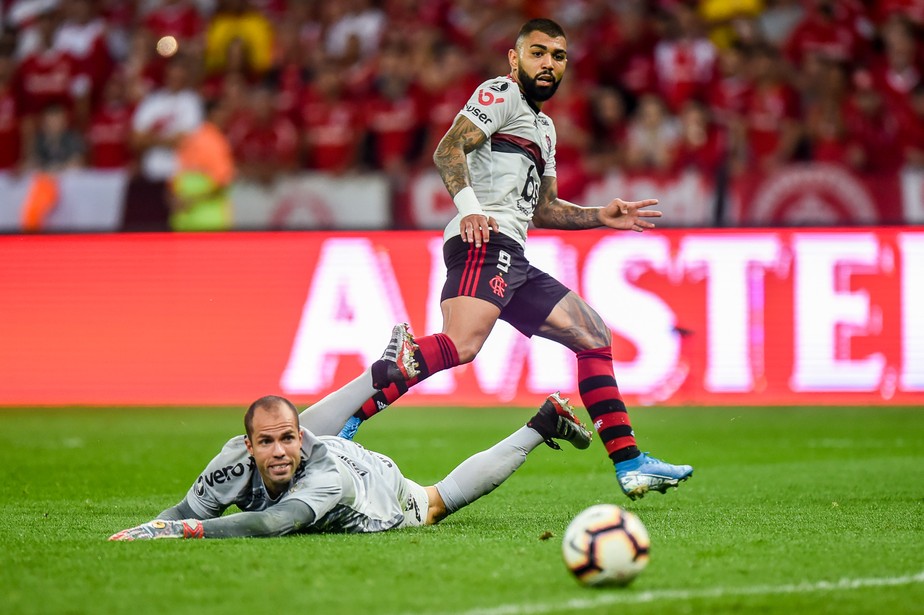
[109,325,593,540]
[339,19,693,501]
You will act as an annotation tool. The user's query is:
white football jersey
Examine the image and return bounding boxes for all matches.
[184,428,412,533]
[445,75,558,247]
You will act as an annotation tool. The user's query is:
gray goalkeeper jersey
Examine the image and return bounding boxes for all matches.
[182,428,409,533]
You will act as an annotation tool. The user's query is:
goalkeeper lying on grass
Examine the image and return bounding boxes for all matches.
[109,325,592,540]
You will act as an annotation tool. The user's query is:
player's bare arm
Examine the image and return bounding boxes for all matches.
[433,115,486,196]
[532,176,662,233]
[433,116,499,246]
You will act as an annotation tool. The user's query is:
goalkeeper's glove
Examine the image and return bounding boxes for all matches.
[108,519,204,541]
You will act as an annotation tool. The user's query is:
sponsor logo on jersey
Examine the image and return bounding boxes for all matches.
[477,88,505,105]
[516,198,533,218]
[489,80,509,93]
[338,454,368,477]
[405,494,421,523]
[489,274,507,298]
[465,104,492,125]
[195,459,252,495]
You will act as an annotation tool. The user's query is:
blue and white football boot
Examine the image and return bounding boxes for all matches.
[615,452,693,500]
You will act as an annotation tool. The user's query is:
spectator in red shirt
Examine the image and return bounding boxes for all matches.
[13,8,90,126]
[804,96,851,166]
[784,0,868,67]
[200,37,260,102]
[598,3,657,103]
[653,2,718,114]
[801,58,852,165]
[0,51,23,171]
[707,42,751,131]
[671,99,725,178]
[298,59,364,174]
[873,0,924,29]
[417,43,481,161]
[54,0,113,107]
[211,71,254,153]
[739,43,802,171]
[264,18,313,122]
[87,72,135,169]
[901,83,924,168]
[121,29,166,102]
[869,16,922,116]
[234,85,298,184]
[842,70,904,174]
[143,0,204,44]
[361,43,423,173]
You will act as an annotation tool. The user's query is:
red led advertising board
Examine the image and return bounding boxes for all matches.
[1,229,921,406]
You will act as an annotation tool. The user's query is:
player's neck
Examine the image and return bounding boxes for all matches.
[510,73,544,113]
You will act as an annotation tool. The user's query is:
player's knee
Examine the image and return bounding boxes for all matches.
[455,344,479,364]
[445,335,483,364]
[581,312,612,349]
[590,326,612,349]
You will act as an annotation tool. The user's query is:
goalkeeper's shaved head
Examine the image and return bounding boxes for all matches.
[245,395,300,438]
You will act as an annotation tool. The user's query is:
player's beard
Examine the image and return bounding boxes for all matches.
[518,66,561,102]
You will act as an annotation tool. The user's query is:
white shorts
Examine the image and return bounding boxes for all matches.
[397,479,429,528]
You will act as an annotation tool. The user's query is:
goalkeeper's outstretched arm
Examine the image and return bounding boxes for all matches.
[109,500,316,540]
[156,499,200,521]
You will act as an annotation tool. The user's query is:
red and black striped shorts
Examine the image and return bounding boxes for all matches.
[440,234,570,337]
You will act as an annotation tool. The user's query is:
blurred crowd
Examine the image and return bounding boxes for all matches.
[1,0,923,226]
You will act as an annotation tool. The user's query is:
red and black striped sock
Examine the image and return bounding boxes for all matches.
[576,346,640,464]
[356,333,460,420]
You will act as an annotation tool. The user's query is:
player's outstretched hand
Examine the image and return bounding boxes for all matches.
[599,198,662,232]
[459,213,499,248]
[109,519,204,541]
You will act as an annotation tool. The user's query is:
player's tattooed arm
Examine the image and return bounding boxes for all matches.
[532,177,602,230]
[532,177,662,232]
[433,116,488,197]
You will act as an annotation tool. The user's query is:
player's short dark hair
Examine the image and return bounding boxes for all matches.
[516,18,567,49]
[244,395,299,438]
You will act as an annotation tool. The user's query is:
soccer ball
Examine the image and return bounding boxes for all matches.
[561,503,650,587]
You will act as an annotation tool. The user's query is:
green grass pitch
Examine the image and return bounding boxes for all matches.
[1,405,922,614]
